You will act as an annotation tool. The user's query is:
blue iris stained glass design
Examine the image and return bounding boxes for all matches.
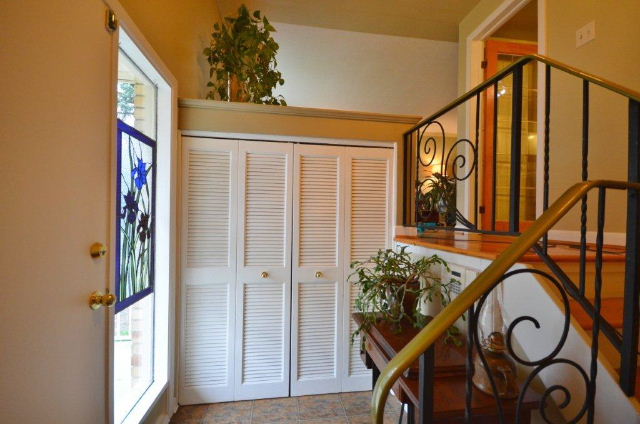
[116,120,156,311]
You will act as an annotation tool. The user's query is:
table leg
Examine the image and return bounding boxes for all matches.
[368,352,380,387]
[372,361,380,387]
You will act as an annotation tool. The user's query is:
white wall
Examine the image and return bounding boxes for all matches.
[271,23,459,133]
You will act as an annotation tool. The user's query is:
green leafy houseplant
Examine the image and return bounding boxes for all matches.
[204,4,286,105]
[350,247,462,345]
[416,172,456,227]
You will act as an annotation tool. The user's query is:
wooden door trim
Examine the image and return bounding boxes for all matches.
[481,39,538,231]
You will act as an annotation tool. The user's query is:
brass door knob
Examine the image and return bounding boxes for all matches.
[315,271,323,278]
[90,242,107,258]
[260,271,269,279]
[89,289,117,310]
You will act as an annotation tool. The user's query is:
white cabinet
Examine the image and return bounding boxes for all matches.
[179,137,393,404]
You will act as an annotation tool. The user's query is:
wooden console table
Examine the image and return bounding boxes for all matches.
[353,313,541,423]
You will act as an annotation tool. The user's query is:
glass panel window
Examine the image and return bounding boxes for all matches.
[114,295,154,423]
[494,56,537,222]
[114,46,158,424]
[117,51,157,140]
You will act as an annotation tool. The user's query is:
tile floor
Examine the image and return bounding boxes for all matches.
[170,391,404,424]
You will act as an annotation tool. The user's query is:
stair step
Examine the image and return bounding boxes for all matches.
[569,297,624,331]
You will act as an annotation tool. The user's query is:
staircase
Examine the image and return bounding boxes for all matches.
[373,54,640,423]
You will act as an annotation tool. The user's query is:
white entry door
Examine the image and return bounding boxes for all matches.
[235,141,293,400]
[291,144,344,395]
[1,0,114,422]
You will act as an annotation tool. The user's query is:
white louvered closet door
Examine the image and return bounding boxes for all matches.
[235,141,293,400]
[291,144,344,396]
[341,147,394,392]
[180,137,238,404]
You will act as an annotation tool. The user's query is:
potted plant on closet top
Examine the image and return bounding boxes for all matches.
[350,247,461,345]
[204,4,287,105]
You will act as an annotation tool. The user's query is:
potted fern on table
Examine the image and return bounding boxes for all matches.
[350,247,462,345]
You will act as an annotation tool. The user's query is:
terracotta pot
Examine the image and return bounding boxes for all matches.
[227,74,249,102]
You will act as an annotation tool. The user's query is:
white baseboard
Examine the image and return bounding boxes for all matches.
[548,230,626,246]
[169,395,178,416]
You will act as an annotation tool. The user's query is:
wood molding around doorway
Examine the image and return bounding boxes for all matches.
[481,39,537,231]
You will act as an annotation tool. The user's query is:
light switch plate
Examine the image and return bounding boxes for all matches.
[576,21,596,48]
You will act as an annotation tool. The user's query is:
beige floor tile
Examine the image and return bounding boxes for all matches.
[340,391,372,416]
[252,396,298,422]
[299,418,349,424]
[171,404,210,423]
[348,414,399,424]
[203,400,253,424]
[297,394,346,420]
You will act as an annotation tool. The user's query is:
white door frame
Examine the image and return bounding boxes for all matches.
[103,1,178,422]
[460,0,546,223]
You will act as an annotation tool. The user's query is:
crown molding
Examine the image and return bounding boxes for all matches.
[178,98,422,125]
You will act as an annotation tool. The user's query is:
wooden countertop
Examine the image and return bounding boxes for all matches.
[395,231,626,263]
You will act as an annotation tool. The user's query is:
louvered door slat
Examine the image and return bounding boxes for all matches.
[183,285,229,388]
[297,282,337,380]
[241,283,285,383]
[186,150,231,267]
[299,155,338,267]
[244,152,287,266]
[180,137,238,404]
[341,147,393,392]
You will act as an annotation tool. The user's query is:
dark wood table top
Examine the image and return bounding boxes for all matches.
[354,313,541,422]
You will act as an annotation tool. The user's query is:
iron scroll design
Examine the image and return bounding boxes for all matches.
[414,120,478,229]
[466,268,593,424]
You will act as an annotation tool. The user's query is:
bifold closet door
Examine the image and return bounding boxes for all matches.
[341,147,394,392]
[235,141,293,400]
[291,144,344,396]
[179,137,237,404]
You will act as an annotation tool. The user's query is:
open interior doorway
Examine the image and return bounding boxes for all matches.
[478,0,539,231]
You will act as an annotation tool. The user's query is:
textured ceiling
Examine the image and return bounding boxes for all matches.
[216,0,482,42]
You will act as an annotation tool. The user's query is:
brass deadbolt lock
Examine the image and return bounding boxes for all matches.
[315,271,323,278]
[90,242,107,258]
[89,289,117,310]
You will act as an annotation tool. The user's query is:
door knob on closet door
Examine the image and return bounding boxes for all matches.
[315,271,323,278]
[260,271,269,279]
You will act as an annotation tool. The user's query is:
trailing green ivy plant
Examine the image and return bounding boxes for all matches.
[204,4,286,105]
[350,246,462,345]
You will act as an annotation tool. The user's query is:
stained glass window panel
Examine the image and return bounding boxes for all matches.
[116,119,156,312]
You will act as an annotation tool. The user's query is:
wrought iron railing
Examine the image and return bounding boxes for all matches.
[403,54,640,236]
[374,180,640,423]
[380,54,640,423]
